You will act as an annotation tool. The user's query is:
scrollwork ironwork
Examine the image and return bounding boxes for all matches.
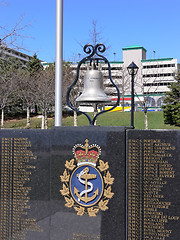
[83,44,94,58]
[95,43,106,57]
[66,43,120,125]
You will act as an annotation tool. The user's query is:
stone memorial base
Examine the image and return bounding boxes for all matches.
[0,127,126,240]
[127,130,180,240]
[0,127,179,240]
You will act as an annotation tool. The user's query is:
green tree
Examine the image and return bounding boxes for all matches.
[162,73,180,126]
[26,54,43,75]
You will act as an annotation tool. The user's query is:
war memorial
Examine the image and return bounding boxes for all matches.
[0,44,179,240]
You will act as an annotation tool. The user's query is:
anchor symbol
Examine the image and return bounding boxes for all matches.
[74,167,99,204]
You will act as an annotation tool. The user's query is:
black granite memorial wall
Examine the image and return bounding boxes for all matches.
[0,127,126,240]
[127,130,180,240]
[0,127,179,240]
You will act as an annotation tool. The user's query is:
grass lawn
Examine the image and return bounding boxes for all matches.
[2,111,180,130]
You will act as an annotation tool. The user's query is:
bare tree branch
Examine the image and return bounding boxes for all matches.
[0,1,8,6]
[0,15,31,51]
[133,63,165,129]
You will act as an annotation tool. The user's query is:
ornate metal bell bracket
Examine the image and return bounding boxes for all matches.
[66,43,120,125]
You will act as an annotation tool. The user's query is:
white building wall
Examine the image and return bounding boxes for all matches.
[122,46,147,96]
[123,48,146,67]
[142,58,177,94]
[70,45,178,110]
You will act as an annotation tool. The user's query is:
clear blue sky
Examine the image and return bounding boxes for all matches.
[0,0,180,63]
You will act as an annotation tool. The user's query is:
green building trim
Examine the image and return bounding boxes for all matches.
[122,45,147,52]
[141,58,173,62]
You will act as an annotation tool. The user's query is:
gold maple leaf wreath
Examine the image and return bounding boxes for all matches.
[60,159,114,217]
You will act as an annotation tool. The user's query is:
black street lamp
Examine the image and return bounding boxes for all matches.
[127,62,139,129]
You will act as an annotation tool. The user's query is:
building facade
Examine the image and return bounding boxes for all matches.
[0,46,32,66]
[122,45,178,110]
[71,45,178,111]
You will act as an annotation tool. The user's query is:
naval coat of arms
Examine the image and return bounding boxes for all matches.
[60,139,114,217]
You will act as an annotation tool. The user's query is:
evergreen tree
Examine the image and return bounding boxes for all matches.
[162,73,180,126]
[26,53,43,75]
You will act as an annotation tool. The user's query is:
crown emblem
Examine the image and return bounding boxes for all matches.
[73,139,101,166]
[60,139,114,217]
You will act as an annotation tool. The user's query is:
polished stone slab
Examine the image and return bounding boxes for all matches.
[0,127,179,240]
[0,127,127,240]
[50,126,126,240]
[126,130,180,240]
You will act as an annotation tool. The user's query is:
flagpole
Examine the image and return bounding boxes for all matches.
[55,0,63,126]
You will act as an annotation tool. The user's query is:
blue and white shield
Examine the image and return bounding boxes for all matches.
[70,164,104,207]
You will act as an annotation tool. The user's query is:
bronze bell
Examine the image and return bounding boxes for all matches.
[76,69,111,103]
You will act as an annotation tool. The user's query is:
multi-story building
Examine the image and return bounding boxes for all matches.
[71,45,178,111]
[0,45,32,66]
[122,45,178,110]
